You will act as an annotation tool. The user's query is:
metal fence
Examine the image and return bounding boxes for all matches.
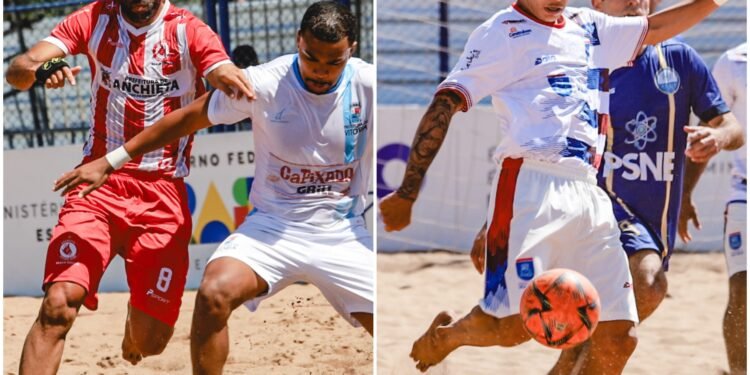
[3,0,373,149]
[378,0,747,105]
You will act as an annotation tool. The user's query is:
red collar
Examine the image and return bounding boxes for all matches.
[512,3,566,29]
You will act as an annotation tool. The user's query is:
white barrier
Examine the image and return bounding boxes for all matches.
[376,106,733,253]
[4,131,374,297]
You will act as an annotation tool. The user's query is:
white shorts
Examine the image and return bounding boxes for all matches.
[480,158,638,323]
[209,211,374,327]
[724,200,746,277]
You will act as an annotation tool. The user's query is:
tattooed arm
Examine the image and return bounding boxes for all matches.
[379,90,465,232]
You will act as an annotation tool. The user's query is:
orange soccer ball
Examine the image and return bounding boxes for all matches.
[519,269,601,349]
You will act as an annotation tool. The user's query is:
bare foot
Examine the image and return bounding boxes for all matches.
[121,306,143,366]
[410,311,455,372]
[121,329,143,365]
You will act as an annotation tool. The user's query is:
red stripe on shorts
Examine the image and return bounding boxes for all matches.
[486,158,523,271]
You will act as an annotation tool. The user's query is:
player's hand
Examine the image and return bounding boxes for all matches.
[470,224,487,274]
[379,191,415,232]
[684,125,726,163]
[206,63,255,101]
[44,65,82,89]
[53,157,114,198]
[678,196,701,243]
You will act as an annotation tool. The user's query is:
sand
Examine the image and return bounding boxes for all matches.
[378,251,732,375]
[4,284,372,374]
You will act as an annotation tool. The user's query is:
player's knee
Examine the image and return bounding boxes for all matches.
[634,266,667,302]
[195,280,235,322]
[595,322,638,357]
[39,289,80,330]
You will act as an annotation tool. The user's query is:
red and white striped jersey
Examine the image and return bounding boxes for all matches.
[44,0,230,178]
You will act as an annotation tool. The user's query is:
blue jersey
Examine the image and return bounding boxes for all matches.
[597,40,729,254]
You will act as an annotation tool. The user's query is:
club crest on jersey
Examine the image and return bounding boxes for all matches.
[59,240,78,261]
[624,111,658,150]
[547,74,573,97]
[508,27,531,39]
[152,41,169,63]
[516,258,535,281]
[653,67,680,95]
[350,102,362,125]
[729,232,742,250]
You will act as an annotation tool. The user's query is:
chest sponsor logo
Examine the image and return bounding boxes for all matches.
[653,67,681,95]
[508,27,532,39]
[100,69,181,98]
[277,165,354,195]
[602,151,676,182]
[502,19,527,24]
[625,111,658,150]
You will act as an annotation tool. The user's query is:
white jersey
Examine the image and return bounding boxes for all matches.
[438,5,647,173]
[712,43,747,201]
[208,54,374,225]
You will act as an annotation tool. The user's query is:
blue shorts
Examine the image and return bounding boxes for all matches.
[610,199,671,270]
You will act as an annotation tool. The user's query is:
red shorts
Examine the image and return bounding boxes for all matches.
[44,172,191,326]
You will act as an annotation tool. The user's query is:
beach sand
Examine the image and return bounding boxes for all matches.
[378,251,731,375]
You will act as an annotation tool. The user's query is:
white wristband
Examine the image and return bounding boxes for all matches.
[105,146,132,170]
[713,0,728,6]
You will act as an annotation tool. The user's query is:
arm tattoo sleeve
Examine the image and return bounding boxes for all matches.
[396,90,464,201]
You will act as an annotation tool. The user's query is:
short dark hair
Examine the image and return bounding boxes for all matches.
[232,45,259,68]
[300,1,357,44]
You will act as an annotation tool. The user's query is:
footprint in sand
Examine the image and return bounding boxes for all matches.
[95,355,117,369]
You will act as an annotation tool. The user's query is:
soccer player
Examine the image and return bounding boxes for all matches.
[680,42,747,375]
[5,0,252,373]
[52,1,374,373]
[379,0,730,373]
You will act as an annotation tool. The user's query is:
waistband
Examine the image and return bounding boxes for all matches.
[499,157,598,185]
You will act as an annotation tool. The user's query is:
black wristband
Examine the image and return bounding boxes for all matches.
[35,57,70,83]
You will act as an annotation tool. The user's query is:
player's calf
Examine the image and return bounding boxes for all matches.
[629,250,668,321]
[124,305,174,358]
[725,271,746,374]
[580,320,638,375]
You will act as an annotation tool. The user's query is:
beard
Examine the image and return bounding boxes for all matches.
[121,0,161,24]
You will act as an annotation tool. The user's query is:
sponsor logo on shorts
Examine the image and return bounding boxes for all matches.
[508,27,531,39]
[59,240,78,261]
[516,258,535,281]
[729,232,742,251]
[146,289,170,304]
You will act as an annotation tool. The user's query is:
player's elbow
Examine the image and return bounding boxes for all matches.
[5,56,35,91]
